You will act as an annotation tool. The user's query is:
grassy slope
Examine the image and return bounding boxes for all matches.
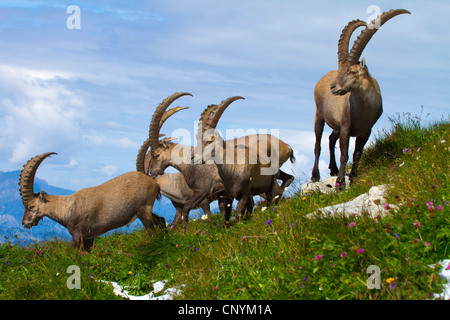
[0,114,449,300]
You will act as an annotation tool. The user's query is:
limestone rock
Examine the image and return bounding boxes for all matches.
[301,176,350,195]
[306,184,399,219]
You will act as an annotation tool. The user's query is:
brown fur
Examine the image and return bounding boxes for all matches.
[140,137,215,224]
[200,97,295,220]
[146,93,233,229]
[311,9,410,188]
[21,156,163,252]
[312,65,381,187]
[147,142,231,228]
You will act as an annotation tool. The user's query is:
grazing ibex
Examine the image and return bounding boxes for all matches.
[311,9,410,188]
[20,150,164,251]
[197,96,296,217]
[147,92,232,229]
[138,138,213,225]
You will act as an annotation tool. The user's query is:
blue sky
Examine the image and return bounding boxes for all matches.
[0,0,448,191]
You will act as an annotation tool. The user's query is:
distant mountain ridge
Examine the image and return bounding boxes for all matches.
[0,170,177,245]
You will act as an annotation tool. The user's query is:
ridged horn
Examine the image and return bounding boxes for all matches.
[148,92,193,151]
[347,9,411,64]
[198,104,219,134]
[159,106,189,128]
[337,19,367,63]
[19,152,57,204]
[136,138,151,174]
[208,96,245,129]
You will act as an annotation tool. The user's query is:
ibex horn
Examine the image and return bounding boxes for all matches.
[347,9,411,64]
[19,152,57,204]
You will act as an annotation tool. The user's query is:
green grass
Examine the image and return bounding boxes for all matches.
[0,113,449,300]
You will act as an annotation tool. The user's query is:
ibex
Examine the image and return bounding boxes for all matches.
[20,149,164,251]
[138,138,213,225]
[139,99,214,224]
[197,96,296,217]
[311,9,410,188]
[147,92,232,229]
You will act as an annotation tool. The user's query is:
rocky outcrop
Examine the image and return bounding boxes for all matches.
[301,176,350,195]
[303,181,399,219]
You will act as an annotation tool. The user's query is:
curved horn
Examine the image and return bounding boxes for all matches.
[19,152,57,204]
[347,9,411,64]
[208,96,245,129]
[148,92,193,151]
[159,106,189,128]
[198,104,219,133]
[337,19,367,63]
[136,138,151,174]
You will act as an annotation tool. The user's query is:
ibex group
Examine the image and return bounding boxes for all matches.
[19,9,410,250]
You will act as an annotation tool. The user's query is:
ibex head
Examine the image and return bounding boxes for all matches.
[147,92,192,177]
[19,152,57,228]
[331,9,410,95]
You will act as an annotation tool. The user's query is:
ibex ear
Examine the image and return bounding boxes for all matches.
[358,58,367,77]
[39,190,47,203]
[161,137,178,149]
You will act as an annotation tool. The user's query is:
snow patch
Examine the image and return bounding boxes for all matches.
[99,279,183,300]
[431,260,450,300]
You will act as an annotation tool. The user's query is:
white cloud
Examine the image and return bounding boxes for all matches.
[0,65,87,164]
[0,1,448,192]
[98,165,119,177]
[81,135,140,150]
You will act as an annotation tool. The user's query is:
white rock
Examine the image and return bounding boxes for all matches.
[301,176,350,195]
[98,279,183,300]
[307,184,399,219]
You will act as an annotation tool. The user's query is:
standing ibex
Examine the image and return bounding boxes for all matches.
[311,9,410,188]
[147,92,232,229]
[20,148,164,251]
[198,96,295,218]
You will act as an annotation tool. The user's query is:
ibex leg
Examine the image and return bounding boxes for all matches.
[311,117,324,182]
[328,130,340,176]
[350,133,370,182]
